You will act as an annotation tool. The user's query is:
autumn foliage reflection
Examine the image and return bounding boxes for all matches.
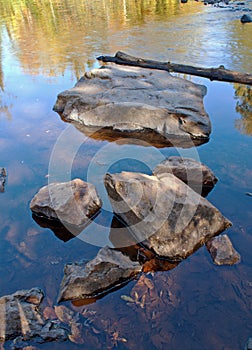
[0,0,182,80]
[234,84,252,135]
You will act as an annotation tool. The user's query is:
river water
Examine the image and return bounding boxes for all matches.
[0,0,252,349]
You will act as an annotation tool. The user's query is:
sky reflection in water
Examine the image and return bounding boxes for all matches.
[0,0,252,349]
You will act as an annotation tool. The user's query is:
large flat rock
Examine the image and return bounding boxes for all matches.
[53,65,211,143]
[104,171,231,260]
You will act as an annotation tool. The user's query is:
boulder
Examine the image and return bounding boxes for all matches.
[206,234,240,265]
[58,246,142,302]
[30,178,102,227]
[53,65,211,144]
[241,14,252,23]
[104,171,232,260]
[0,288,67,343]
[153,156,218,196]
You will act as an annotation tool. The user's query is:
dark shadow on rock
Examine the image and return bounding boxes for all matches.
[32,213,81,242]
[66,120,209,149]
[110,215,179,272]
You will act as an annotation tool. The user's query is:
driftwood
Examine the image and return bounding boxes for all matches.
[97,51,252,86]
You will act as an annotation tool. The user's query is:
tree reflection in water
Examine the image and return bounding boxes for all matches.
[234,84,252,135]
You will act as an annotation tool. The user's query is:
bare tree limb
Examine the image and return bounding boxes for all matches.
[97,51,252,85]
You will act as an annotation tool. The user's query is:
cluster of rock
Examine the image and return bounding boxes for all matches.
[28,155,239,305]
[0,288,68,347]
[198,0,252,23]
[1,65,241,346]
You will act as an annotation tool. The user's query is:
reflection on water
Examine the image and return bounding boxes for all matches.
[0,0,252,349]
[72,120,210,148]
[234,84,252,135]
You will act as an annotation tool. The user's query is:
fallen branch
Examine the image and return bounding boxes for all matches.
[97,51,252,86]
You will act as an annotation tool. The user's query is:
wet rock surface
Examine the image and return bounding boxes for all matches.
[244,337,252,350]
[0,167,6,192]
[58,246,142,302]
[0,288,68,345]
[153,156,218,196]
[241,14,252,22]
[53,65,211,143]
[30,178,102,227]
[206,234,241,265]
[104,171,232,260]
[54,306,84,344]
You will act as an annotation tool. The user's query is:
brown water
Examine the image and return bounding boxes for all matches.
[0,0,252,349]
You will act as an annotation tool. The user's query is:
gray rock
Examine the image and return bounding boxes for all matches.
[244,337,252,350]
[0,288,68,343]
[58,246,142,302]
[53,65,211,143]
[153,156,218,196]
[30,178,102,227]
[0,167,6,192]
[104,171,232,260]
[241,14,252,23]
[206,234,241,265]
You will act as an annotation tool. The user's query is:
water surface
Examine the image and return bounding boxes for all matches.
[0,0,252,349]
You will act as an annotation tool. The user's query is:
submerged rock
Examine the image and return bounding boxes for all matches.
[30,178,102,227]
[53,65,211,144]
[58,246,142,302]
[0,288,67,343]
[104,171,231,260]
[153,156,218,196]
[54,306,84,344]
[206,234,240,265]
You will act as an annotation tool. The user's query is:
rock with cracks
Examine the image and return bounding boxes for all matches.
[58,246,142,302]
[0,288,68,343]
[153,156,218,196]
[104,171,232,261]
[53,65,211,145]
[206,234,240,265]
[30,178,102,227]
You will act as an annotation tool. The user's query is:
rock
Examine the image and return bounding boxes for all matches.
[104,171,232,260]
[241,14,252,23]
[153,156,218,196]
[53,65,211,144]
[30,178,102,227]
[244,337,252,350]
[58,246,142,302]
[54,306,84,344]
[0,288,68,343]
[206,234,241,265]
[0,167,6,192]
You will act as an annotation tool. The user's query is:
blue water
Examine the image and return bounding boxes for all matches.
[0,1,252,349]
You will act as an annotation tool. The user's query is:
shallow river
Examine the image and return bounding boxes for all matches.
[0,0,252,349]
